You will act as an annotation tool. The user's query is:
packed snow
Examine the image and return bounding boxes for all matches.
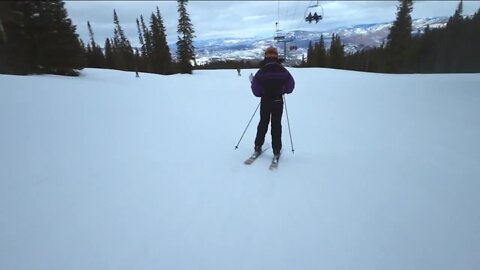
[1,67,479,270]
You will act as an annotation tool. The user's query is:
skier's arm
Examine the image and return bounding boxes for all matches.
[251,72,264,97]
[283,70,295,94]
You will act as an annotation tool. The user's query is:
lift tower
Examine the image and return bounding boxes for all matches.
[273,22,294,62]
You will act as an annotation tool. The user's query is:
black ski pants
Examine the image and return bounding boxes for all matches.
[255,97,283,154]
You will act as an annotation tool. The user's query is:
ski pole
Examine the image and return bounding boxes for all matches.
[283,95,295,154]
[235,102,260,150]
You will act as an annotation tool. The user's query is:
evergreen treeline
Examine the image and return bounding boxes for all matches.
[1,0,197,76]
[0,0,85,76]
[85,7,172,74]
[412,1,480,73]
[85,0,196,75]
[2,0,478,76]
[301,33,345,69]
[305,0,480,73]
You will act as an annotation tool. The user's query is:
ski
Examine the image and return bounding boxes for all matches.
[244,147,269,165]
[269,155,280,170]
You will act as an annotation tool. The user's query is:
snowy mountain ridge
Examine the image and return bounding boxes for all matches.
[194,17,449,64]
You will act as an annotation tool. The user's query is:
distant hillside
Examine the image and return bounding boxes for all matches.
[192,17,450,65]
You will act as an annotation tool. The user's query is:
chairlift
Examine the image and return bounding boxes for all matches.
[304,1,324,24]
[274,22,285,41]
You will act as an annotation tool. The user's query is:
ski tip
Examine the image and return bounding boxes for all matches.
[244,159,254,165]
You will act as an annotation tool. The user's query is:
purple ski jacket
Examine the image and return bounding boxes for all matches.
[251,58,295,98]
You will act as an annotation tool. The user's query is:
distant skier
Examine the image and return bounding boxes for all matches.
[250,46,295,158]
[236,68,241,76]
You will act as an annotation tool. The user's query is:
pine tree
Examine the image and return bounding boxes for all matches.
[306,41,315,67]
[0,2,9,45]
[329,34,345,69]
[1,1,85,75]
[156,7,172,74]
[136,18,145,54]
[0,1,29,74]
[385,0,414,73]
[446,0,465,72]
[85,42,92,65]
[176,0,196,74]
[415,24,436,72]
[465,7,480,72]
[112,9,134,70]
[451,0,464,24]
[149,13,161,73]
[87,21,105,68]
[140,15,152,59]
[315,35,327,67]
[104,38,114,69]
[150,7,172,74]
[0,1,23,46]
[39,1,86,74]
[87,21,97,49]
[139,15,153,72]
[135,17,146,71]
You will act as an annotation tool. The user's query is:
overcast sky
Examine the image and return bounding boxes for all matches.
[65,1,480,48]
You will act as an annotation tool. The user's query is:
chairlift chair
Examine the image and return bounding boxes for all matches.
[304,1,324,24]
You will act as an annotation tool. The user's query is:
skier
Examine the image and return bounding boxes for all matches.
[135,66,140,78]
[250,46,295,159]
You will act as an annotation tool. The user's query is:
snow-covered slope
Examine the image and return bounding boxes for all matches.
[1,68,479,270]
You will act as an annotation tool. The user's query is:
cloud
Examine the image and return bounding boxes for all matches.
[242,15,268,21]
[65,0,480,49]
